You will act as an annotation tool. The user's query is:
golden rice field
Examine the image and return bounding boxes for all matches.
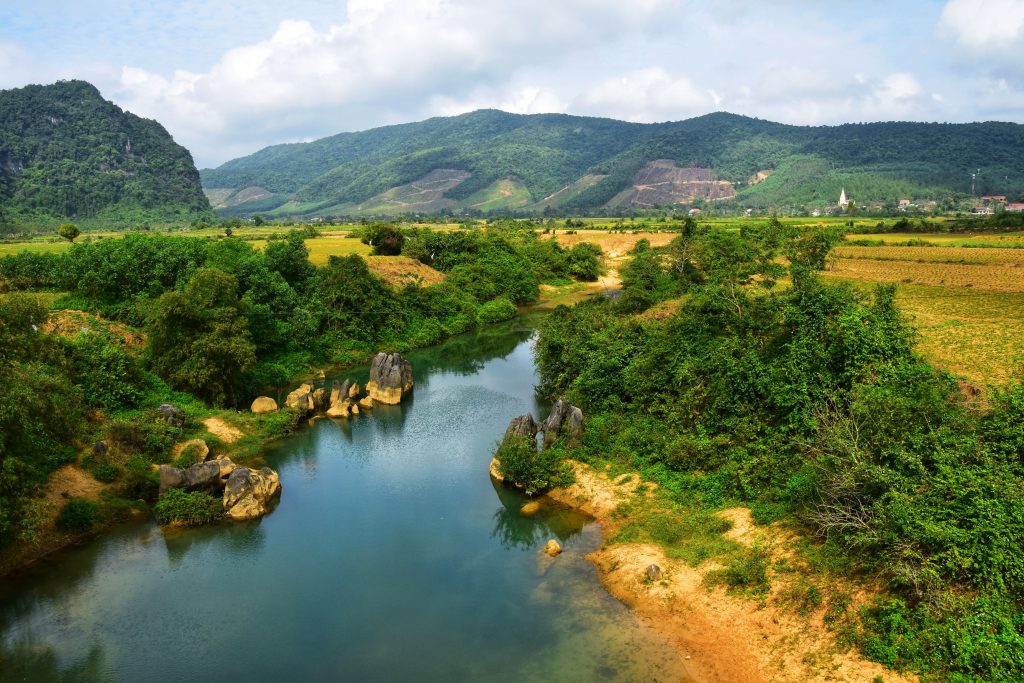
[834,245,1024,265]
[826,238,1024,388]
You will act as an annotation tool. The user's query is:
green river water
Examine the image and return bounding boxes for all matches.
[0,321,691,682]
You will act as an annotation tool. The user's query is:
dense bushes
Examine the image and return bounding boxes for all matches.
[55,498,102,534]
[154,489,223,525]
[535,223,1024,681]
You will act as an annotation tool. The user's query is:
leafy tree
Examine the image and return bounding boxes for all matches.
[57,223,80,242]
[265,231,315,288]
[147,268,256,405]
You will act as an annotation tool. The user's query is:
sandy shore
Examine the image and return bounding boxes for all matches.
[544,462,918,683]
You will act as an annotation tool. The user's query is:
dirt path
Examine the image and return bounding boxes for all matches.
[203,417,244,444]
[545,463,918,683]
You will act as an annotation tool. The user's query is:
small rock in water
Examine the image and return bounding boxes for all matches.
[645,564,662,581]
[544,539,561,557]
[520,501,541,517]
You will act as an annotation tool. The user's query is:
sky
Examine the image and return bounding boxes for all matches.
[2,0,1023,167]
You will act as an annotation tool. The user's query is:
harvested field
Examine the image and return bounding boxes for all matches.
[365,256,445,289]
[552,230,676,258]
[834,245,1024,265]
[825,258,1024,292]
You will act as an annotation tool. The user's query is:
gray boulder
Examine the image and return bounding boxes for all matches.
[156,404,185,428]
[539,399,584,450]
[158,460,224,495]
[366,352,414,404]
[505,414,538,441]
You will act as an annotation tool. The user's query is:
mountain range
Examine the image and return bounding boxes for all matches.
[201,109,1024,216]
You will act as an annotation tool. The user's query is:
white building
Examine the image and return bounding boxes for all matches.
[838,188,849,209]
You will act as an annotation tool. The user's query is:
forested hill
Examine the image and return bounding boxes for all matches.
[0,80,210,228]
[201,109,1024,216]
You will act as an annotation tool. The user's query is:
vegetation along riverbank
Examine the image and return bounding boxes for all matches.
[0,224,602,575]
[500,217,1024,682]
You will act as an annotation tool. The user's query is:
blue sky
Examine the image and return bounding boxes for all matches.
[2,0,1023,167]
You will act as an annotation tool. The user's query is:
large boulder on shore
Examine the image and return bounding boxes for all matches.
[539,399,584,450]
[251,396,278,414]
[505,414,538,441]
[366,352,414,404]
[223,466,281,521]
[285,383,315,412]
[159,459,227,495]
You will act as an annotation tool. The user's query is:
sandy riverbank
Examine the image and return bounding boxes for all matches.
[544,462,918,683]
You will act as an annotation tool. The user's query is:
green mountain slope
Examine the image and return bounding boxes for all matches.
[202,110,1024,216]
[0,80,211,228]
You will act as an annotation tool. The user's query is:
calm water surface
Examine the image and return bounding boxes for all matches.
[0,322,690,682]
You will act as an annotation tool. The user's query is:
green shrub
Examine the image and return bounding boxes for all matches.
[493,436,572,496]
[55,498,102,534]
[92,463,122,483]
[117,455,159,501]
[477,297,518,324]
[708,546,771,595]
[105,418,177,462]
[155,489,223,525]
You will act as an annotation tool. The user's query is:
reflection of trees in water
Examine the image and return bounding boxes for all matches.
[408,321,535,383]
[162,521,267,565]
[488,478,589,551]
[0,641,110,683]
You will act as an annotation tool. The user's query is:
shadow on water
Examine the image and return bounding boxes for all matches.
[489,478,590,551]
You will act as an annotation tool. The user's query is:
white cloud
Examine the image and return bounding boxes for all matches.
[576,68,712,121]
[940,0,1024,53]
[109,0,680,164]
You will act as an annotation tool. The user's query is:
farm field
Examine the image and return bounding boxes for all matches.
[825,237,1024,388]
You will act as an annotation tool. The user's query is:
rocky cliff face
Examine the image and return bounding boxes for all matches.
[613,160,736,207]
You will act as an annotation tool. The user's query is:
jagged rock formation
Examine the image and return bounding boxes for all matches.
[539,399,584,450]
[366,353,414,404]
[505,414,538,440]
[159,458,232,495]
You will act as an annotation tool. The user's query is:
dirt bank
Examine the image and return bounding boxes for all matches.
[545,462,917,683]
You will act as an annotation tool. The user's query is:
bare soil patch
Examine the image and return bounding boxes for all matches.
[203,417,244,444]
[546,463,917,683]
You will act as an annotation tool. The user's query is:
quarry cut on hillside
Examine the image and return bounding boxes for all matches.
[611,160,736,208]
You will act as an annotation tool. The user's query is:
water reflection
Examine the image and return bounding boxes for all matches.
[0,319,690,683]
[0,642,111,683]
[489,478,590,551]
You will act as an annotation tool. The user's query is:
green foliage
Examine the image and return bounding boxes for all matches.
[67,332,147,409]
[359,223,404,255]
[91,463,122,483]
[147,268,257,405]
[55,498,101,534]
[707,546,771,595]
[476,296,517,324]
[57,223,80,242]
[0,80,211,226]
[493,436,573,496]
[154,488,223,525]
[567,242,603,281]
[535,228,1024,680]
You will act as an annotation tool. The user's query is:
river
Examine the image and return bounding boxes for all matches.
[0,321,689,682]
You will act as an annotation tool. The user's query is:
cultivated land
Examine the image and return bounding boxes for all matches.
[3,220,1023,388]
[823,237,1024,388]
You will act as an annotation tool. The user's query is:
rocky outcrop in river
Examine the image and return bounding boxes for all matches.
[158,456,281,522]
[264,352,416,421]
[366,352,414,404]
